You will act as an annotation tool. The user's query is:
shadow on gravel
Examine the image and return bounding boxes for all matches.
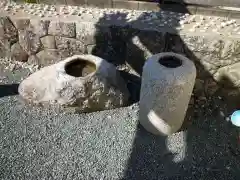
[92,0,240,179]
[0,83,19,98]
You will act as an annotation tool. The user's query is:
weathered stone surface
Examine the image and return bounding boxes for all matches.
[10,42,28,62]
[0,17,18,44]
[214,62,240,88]
[18,55,129,112]
[139,53,196,135]
[183,35,240,67]
[0,39,11,58]
[167,34,240,76]
[36,49,71,67]
[0,17,18,57]
[18,30,42,55]
[76,22,109,45]
[11,18,49,37]
[55,36,85,54]
[30,20,50,37]
[48,21,76,38]
[126,30,165,75]
[204,78,219,96]
[86,26,129,65]
[11,18,30,30]
[40,36,56,49]
[27,55,39,66]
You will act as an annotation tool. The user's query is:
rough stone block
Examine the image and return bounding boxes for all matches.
[166,33,240,77]
[0,39,11,58]
[11,42,28,62]
[55,36,85,54]
[18,30,42,55]
[76,22,109,45]
[126,30,165,75]
[181,35,240,67]
[48,21,76,38]
[11,18,49,37]
[40,35,56,49]
[30,19,50,37]
[28,55,39,66]
[0,17,18,45]
[18,55,129,112]
[88,40,126,66]
[36,49,71,67]
[11,18,30,30]
[214,62,240,88]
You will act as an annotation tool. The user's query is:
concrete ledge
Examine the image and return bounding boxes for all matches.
[112,0,139,10]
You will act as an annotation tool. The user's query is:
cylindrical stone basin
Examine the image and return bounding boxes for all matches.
[18,54,129,112]
[139,52,196,136]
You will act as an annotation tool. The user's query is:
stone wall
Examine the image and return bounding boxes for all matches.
[1,15,240,103]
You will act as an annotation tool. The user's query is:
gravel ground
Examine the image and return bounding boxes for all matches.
[1,61,240,180]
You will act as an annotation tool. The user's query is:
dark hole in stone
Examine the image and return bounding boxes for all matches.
[65,58,96,77]
[158,55,182,68]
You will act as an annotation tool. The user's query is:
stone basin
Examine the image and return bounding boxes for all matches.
[18,54,129,112]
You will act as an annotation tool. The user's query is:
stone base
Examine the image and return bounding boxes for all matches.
[18,55,130,112]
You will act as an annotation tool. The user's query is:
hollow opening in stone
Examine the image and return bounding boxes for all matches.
[65,58,96,77]
[158,55,182,68]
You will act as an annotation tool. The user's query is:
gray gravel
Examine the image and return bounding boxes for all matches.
[1,65,240,180]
